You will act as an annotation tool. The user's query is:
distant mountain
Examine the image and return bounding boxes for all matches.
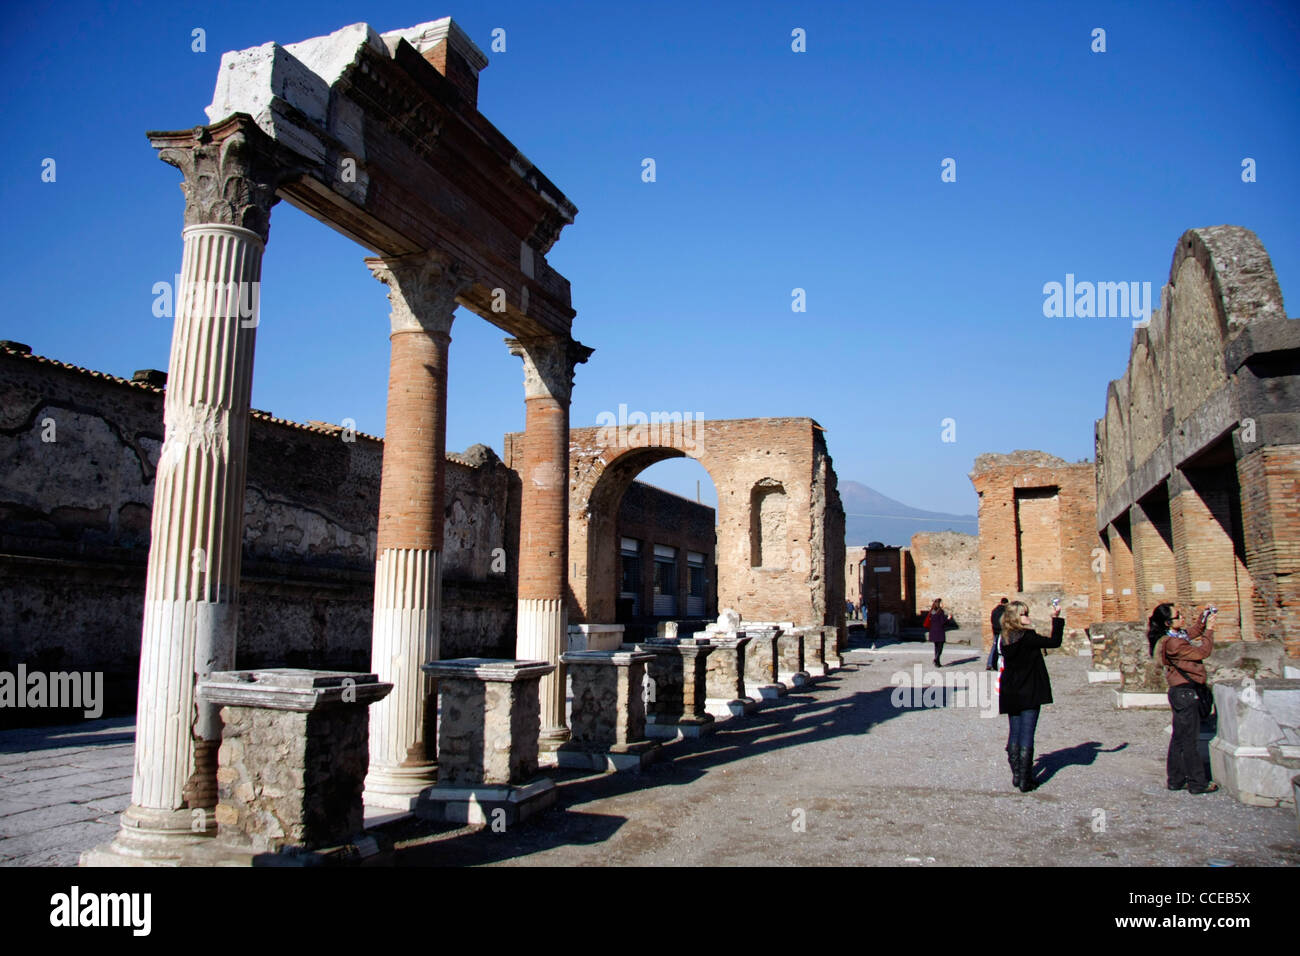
[839,480,977,547]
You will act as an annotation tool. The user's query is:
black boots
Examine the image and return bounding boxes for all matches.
[1018,747,1036,792]
[1007,745,1022,789]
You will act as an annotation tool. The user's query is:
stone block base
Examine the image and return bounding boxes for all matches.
[1113,689,1170,709]
[645,715,715,739]
[415,778,557,826]
[753,683,787,701]
[1209,739,1300,808]
[706,697,758,718]
[1087,671,1122,684]
[81,832,393,868]
[556,739,661,773]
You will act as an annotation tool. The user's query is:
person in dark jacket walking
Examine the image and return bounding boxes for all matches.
[987,597,1009,671]
[1149,603,1219,794]
[998,600,1063,791]
[926,598,951,667]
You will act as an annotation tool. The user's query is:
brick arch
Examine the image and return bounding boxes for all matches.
[558,417,843,627]
[1101,382,1130,501]
[1127,336,1165,466]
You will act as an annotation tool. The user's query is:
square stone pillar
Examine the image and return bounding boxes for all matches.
[777,628,809,688]
[821,625,843,670]
[743,626,784,700]
[1170,470,1243,643]
[415,658,557,825]
[1131,499,1177,614]
[799,628,828,679]
[638,639,716,739]
[557,650,661,772]
[1105,519,1140,621]
[198,670,392,855]
[704,634,755,717]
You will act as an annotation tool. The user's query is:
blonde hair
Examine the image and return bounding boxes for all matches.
[1001,601,1030,645]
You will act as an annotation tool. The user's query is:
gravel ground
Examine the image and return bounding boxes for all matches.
[393,641,1300,867]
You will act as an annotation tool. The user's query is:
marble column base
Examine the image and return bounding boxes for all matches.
[556,739,661,773]
[416,779,557,826]
[706,697,758,718]
[645,713,716,739]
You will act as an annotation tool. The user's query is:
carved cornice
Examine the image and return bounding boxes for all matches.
[365,250,474,335]
[506,336,594,404]
[148,114,307,243]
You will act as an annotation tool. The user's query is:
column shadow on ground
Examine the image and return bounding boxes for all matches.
[1034,741,1127,785]
[392,666,934,865]
[0,716,136,754]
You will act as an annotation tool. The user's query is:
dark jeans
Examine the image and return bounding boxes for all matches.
[986,636,1000,669]
[932,641,944,664]
[1168,685,1208,789]
[1006,706,1040,750]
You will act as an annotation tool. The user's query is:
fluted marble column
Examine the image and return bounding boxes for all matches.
[115,117,298,855]
[508,336,592,747]
[364,251,471,809]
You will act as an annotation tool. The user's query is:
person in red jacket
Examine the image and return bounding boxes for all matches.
[1148,603,1218,794]
[998,600,1064,791]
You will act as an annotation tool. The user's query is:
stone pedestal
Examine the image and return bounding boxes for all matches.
[1111,623,1168,709]
[777,628,809,688]
[742,627,784,701]
[567,624,625,652]
[557,651,660,772]
[200,670,391,853]
[821,625,843,670]
[638,640,716,739]
[799,628,828,679]
[704,635,755,717]
[1210,678,1300,808]
[415,658,557,825]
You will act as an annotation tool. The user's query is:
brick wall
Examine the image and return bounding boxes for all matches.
[970,451,1103,650]
[615,480,717,632]
[562,417,844,629]
[0,348,517,724]
[910,531,980,632]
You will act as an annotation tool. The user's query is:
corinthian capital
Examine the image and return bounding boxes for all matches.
[365,251,473,335]
[147,114,305,243]
[506,336,594,404]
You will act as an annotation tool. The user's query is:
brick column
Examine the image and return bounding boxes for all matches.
[112,117,299,857]
[507,336,592,747]
[1170,469,1242,642]
[1237,446,1300,657]
[1106,519,1139,621]
[1130,498,1176,617]
[363,251,472,809]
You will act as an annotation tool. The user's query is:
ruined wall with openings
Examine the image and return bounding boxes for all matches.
[1093,226,1299,657]
[969,450,1104,651]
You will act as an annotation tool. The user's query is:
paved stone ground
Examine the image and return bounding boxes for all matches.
[392,638,1300,866]
[4,635,1297,867]
[0,717,133,867]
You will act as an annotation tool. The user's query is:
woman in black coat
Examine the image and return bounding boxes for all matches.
[998,600,1064,792]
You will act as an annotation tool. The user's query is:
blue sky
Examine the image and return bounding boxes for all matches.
[3,0,1297,517]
